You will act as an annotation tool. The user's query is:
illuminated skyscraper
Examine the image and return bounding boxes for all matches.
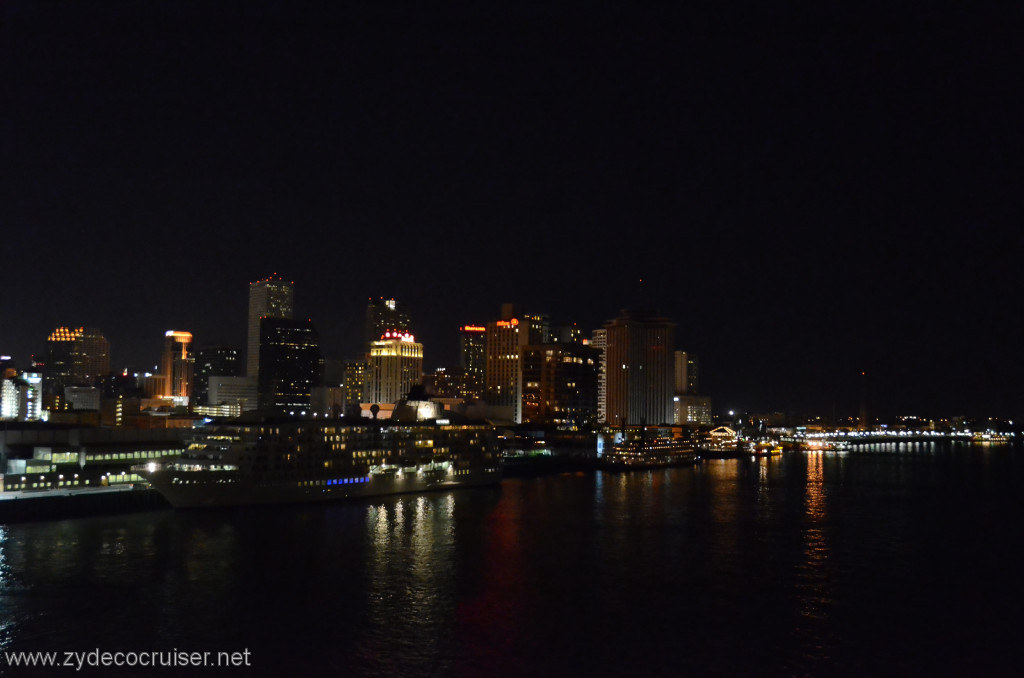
[343,360,369,411]
[603,309,675,426]
[458,324,486,399]
[43,327,110,395]
[257,318,322,414]
[365,332,423,405]
[364,298,411,354]
[1,372,42,421]
[247,275,294,378]
[590,329,607,424]
[161,331,194,403]
[484,304,549,424]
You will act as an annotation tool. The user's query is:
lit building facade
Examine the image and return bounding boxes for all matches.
[343,361,368,411]
[1,372,43,421]
[604,309,675,426]
[161,331,194,404]
[485,317,525,423]
[591,329,607,424]
[458,325,486,399]
[43,327,110,395]
[484,305,549,424]
[521,343,599,427]
[207,376,258,412]
[247,275,294,378]
[257,318,322,414]
[365,332,423,405]
[674,394,713,426]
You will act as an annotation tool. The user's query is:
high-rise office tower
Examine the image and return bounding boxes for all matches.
[193,346,241,405]
[43,327,111,395]
[161,331,194,403]
[521,342,599,427]
[257,318,322,414]
[484,304,548,424]
[603,309,675,426]
[590,329,607,424]
[365,331,423,405]
[343,361,368,411]
[1,372,42,421]
[364,298,411,354]
[458,324,486,399]
[247,275,294,378]
[674,351,699,395]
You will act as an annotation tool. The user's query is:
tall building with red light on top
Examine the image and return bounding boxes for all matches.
[247,275,294,378]
[365,332,423,405]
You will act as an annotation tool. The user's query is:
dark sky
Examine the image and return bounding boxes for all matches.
[2,1,1022,418]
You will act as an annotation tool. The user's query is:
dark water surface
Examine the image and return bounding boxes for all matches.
[2,442,1022,676]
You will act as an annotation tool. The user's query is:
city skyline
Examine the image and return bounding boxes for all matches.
[3,2,1022,418]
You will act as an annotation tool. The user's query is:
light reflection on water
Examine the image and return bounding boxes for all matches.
[0,443,1022,677]
[791,452,836,667]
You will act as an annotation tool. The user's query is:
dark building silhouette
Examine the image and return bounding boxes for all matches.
[257,318,323,414]
[364,298,411,355]
[521,342,600,427]
[193,346,241,405]
[604,309,675,426]
[247,275,294,378]
[458,325,486,399]
[43,327,110,396]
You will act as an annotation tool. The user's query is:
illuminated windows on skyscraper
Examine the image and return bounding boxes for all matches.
[365,332,423,405]
[247,275,294,378]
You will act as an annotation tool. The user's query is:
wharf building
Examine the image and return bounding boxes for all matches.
[0,423,186,492]
[247,275,294,378]
[365,332,423,406]
[257,317,323,415]
[603,309,675,427]
[484,304,548,424]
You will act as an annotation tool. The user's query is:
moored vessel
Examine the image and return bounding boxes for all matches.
[599,429,699,470]
[145,403,501,508]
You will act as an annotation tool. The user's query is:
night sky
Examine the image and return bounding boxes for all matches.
[2,1,1022,418]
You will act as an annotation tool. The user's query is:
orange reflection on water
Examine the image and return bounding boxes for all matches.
[793,451,835,655]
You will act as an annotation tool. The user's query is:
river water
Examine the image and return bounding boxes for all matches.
[1,441,1021,676]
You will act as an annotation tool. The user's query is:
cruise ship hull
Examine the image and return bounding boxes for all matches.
[149,467,502,509]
